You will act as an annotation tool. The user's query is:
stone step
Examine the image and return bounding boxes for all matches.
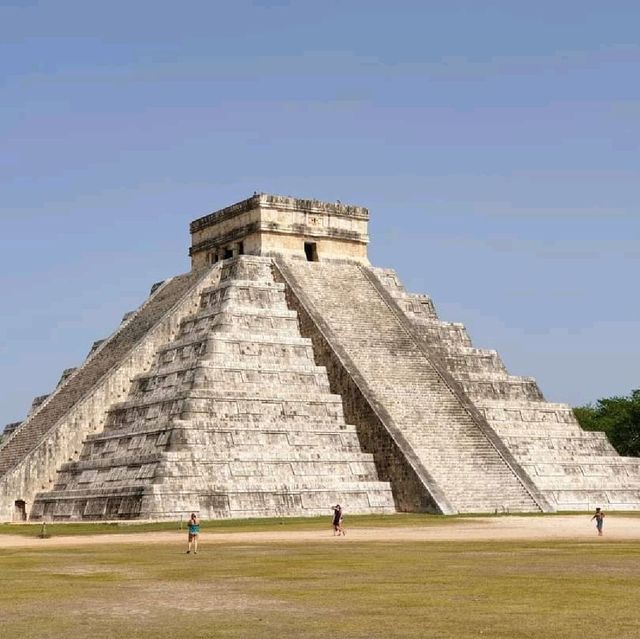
[178,307,300,338]
[37,477,395,496]
[198,283,289,313]
[543,489,640,510]
[155,335,317,369]
[200,278,286,296]
[102,412,353,435]
[476,398,574,415]
[524,457,640,473]
[491,424,601,437]
[533,474,640,490]
[506,443,618,460]
[133,362,327,384]
[71,448,377,467]
[58,465,382,490]
[91,418,359,440]
[157,333,314,355]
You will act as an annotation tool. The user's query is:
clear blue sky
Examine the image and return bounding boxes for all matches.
[1,0,639,428]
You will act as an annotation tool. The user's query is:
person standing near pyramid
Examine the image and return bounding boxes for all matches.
[331,504,345,536]
[591,507,605,536]
[186,513,200,553]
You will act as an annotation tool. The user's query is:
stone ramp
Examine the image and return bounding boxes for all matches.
[277,259,547,514]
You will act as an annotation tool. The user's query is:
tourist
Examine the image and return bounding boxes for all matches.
[331,504,345,536]
[591,507,605,536]
[186,512,200,553]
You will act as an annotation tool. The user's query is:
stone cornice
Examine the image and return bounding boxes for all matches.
[190,193,369,234]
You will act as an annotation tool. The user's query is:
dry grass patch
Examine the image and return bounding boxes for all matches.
[2,535,640,638]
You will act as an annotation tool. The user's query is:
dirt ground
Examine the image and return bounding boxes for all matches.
[1,514,637,549]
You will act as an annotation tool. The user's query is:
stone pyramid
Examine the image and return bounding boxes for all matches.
[2,193,639,521]
[29,258,394,520]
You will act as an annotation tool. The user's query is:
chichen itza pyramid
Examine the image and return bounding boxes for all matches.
[3,193,640,522]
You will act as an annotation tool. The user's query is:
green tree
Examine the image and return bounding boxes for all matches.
[574,389,640,456]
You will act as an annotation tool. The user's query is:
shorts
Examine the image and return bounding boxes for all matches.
[188,533,199,541]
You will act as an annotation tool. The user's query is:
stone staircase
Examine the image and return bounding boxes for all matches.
[278,259,545,514]
[31,257,394,520]
[370,267,640,511]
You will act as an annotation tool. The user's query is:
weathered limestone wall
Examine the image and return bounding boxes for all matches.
[30,256,394,521]
[260,233,367,263]
[0,267,220,521]
[190,194,370,268]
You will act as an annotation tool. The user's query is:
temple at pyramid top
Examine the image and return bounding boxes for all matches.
[189,193,370,269]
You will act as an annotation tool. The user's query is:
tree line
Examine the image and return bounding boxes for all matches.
[573,389,640,457]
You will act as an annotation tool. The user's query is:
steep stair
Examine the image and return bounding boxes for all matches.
[278,259,547,514]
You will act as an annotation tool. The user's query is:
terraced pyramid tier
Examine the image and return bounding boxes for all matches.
[0,268,220,522]
[370,267,640,511]
[30,257,394,520]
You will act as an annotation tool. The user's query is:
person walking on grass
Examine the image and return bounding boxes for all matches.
[186,513,200,553]
[591,507,605,536]
[331,504,346,536]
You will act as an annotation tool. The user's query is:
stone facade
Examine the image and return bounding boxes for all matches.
[0,271,217,521]
[2,193,639,520]
[189,194,370,269]
[30,257,394,520]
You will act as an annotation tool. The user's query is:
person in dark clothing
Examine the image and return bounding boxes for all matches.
[331,504,345,536]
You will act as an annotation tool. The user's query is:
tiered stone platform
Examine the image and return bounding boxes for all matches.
[29,258,394,520]
[0,270,217,521]
[3,193,639,520]
[370,267,640,511]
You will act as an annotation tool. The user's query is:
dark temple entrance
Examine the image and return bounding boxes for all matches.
[304,242,318,262]
[13,500,27,522]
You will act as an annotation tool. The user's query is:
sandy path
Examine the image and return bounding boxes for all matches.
[1,515,638,549]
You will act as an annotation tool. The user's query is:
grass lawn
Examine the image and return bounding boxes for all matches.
[1,530,639,638]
